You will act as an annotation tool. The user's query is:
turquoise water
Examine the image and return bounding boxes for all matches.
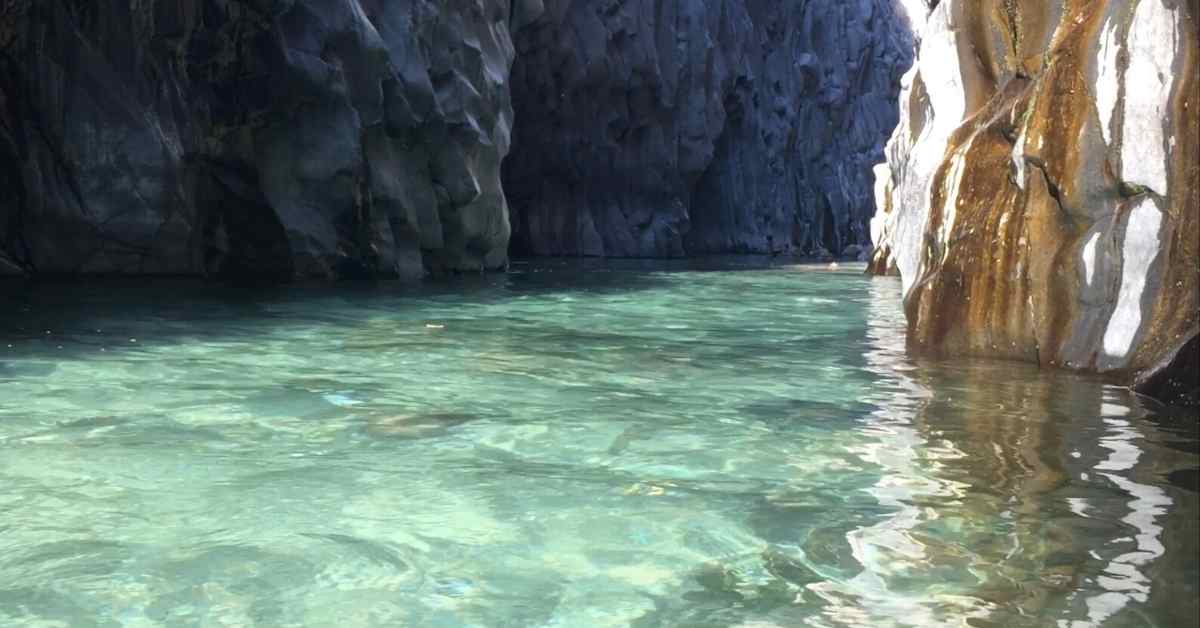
[0,260,1196,628]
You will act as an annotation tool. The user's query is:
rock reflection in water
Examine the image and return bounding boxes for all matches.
[825,278,1200,627]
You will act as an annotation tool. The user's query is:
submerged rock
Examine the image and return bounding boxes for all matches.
[0,360,57,378]
[364,412,479,440]
[869,1,1199,402]
[0,1,539,279]
[299,532,410,572]
[55,416,126,430]
[761,547,822,588]
[503,0,915,258]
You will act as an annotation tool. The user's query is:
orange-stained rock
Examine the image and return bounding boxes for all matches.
[870,0,1199,404]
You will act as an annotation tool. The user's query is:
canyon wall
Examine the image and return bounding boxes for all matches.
[503,0,915,258]
[0,0,540,279]
[870,0,1199,403]
[0,0,916,276]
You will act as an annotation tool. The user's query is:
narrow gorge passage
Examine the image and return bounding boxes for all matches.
[0,1,1197,626]
[0,0,917,275]
[503,0,916,259]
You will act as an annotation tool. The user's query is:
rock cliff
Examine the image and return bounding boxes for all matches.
[870,0,1199,403]
[0,0,539,279]
[0,0,915,275]
[503,0,915,258]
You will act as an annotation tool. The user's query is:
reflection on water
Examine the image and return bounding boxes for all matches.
[0,260,1195,627]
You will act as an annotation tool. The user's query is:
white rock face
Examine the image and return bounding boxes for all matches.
[871,2,965,297]
[869,0,1198,399]
[1095,12,1124,148]
[1121,0,1180,195]
[1082,231,1101,288]
[1102,197,1164,361]
[894,0,932,36]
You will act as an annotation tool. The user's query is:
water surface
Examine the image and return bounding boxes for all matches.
[1,260,1196,627]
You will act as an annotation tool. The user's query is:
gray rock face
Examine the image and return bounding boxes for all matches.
[0,0,537,279]
[503,0,915,258]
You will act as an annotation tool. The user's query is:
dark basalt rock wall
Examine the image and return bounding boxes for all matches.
[503,0,915,258]
[0,0,539,279]
[0,0,916,276]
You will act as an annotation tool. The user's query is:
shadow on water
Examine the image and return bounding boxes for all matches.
[0,256,816,344]
[0,259,683,353]
[0,256,856,387]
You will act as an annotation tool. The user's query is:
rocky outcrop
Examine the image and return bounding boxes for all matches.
[503,0,915,258]
[870,1,1199,401]
[0,0,539,279]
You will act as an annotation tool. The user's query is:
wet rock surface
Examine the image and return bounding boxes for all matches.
[0,0,536,279]
[869,0,1199,401]
[503,0,915,258]
[364,411,481,440]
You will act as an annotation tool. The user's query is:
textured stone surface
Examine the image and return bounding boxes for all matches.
[870,0,1199,400]
[0,0,537,279]
[503,0,915,258]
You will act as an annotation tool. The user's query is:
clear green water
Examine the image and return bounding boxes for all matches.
[0,260,1196,628]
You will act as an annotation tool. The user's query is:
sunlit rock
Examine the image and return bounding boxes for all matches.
[869,0,1199,402]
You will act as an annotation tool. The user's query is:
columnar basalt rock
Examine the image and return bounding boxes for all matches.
[870,0,1199,403]
[503,0,915,258]
[0,0,538,279]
